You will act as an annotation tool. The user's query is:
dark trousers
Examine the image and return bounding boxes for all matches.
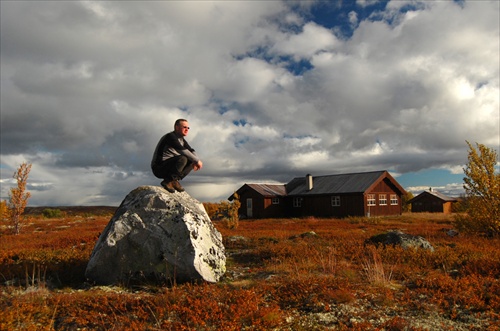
[152,155,193,181]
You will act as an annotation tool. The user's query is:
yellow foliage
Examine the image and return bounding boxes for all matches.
[402,192,414,212]
[0,200,11,221]
[203,193,241,229]
[456,142,500,236]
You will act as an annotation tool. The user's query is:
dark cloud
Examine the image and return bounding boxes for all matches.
[1,1,498,205]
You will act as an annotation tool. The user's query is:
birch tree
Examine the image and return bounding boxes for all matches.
[456,142,500,236]
[8,162,32,234]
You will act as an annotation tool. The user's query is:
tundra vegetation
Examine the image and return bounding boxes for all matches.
[1,210,499,330]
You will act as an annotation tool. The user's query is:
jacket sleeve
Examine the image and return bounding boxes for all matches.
[179,141,199,163]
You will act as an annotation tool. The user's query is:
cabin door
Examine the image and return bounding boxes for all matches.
[246,198,253,218]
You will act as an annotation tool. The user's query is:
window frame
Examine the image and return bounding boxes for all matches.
[367,194,376,206]
[293,197,302,207]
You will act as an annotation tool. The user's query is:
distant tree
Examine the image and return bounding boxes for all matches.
[455,142,500,236]
[202,194,241,229]
[203,202,220,219]
[223,192,241,229]
[218,194,241,229]
[8,162,32,234]
[402,191,414,212]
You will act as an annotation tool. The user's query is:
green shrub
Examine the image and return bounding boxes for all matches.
[42,208,63,219]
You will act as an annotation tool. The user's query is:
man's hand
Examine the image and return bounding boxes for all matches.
[193,160,203,171]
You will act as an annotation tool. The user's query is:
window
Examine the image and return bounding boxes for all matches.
[367,194,376,206]
[272,198,280,204]
[379,194,387,206]
[390,194,398,205]
[293,197,302,207]
[331,196,341,207]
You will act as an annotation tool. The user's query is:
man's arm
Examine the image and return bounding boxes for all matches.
[165,133,200,163]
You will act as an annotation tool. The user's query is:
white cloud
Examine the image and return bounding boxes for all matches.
[271,22,338,59]
[356,0,382,8]
[1,0,498,205]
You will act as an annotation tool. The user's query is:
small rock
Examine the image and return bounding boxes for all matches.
[365,230,434,252]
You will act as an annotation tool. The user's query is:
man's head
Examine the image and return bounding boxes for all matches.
[174,119,190,137]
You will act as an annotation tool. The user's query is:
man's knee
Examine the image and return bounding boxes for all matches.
[176,155,189,168]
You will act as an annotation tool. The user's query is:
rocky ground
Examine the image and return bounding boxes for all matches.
[223,266,494,330]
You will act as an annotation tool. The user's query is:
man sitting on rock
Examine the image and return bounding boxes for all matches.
[151,119,203,193]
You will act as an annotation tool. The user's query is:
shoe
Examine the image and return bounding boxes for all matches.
[172,180,185,192]
[161,180,175,193]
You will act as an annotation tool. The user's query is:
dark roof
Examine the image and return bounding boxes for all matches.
[246,183,287,196]
[286,170,397,196]
[409,190,458,202]
[229,184,287,200]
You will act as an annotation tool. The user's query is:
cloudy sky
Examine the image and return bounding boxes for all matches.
[1,0,499,206]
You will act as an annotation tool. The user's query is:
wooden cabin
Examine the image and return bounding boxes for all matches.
[229,170,406,218]
[229,183,286,219]
[408,189,458,213]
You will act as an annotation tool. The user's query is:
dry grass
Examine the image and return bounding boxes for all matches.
[362,246,395,287]
[1,211,499,330]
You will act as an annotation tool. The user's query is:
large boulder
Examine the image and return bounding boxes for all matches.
[85,186,226,285]
[365,230,435,252]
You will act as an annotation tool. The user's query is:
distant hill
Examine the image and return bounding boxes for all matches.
[25,206,118,216]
